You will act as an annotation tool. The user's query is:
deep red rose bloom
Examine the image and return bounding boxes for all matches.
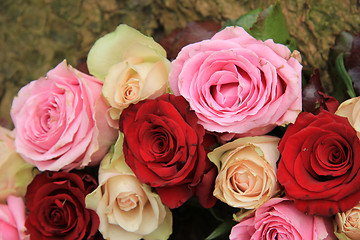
[119,93,217,208]
[277,110,360,216]
[25,171,100,239]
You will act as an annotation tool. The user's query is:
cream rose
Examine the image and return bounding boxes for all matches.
[335,202,360,240]
[208,136,280,209]
[0,126,35,202]
[87,24,170,128]
[335,97,360,138]
[86,133,172,240]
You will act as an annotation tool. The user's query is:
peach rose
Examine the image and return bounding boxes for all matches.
[86,133,172,240]
[0,126,35,203]
[336,96,360,138]
[87,24,170,128]
[208,136,280,209]
[335,202,360,240]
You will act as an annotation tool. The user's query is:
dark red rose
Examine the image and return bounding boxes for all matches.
[119,93,217,208]
[25,171,99,239]
[277,110,360,216]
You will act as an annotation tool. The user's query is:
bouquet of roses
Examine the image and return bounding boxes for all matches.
[2,4,360,240]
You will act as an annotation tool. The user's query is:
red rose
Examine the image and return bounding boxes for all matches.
[119,93,217,208]
[25,171,100,239]
[277,110,360,216]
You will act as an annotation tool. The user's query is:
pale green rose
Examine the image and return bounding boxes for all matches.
[0,126,36,202]
[87,24,170,128]
[335,202,360,240]
[86,133,172,240]
[208,136,280,209]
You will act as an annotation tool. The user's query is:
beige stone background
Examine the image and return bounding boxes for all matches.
[1,0,360,126]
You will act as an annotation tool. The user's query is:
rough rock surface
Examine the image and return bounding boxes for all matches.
[1,0,360,125]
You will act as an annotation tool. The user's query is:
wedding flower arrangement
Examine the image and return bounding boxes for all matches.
[2,4,360,240]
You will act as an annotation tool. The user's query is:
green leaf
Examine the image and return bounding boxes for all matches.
[335,53,356,98]
[328,31,354,102]
[222,2,297,51]
[249,2,296,50]
[205,220,236,240]
[223,8,261,31]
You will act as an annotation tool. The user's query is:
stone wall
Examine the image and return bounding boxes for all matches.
[1,0,360,125]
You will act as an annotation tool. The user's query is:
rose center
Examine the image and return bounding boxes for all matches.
[118,77,140,103]
[233,172,250,192]
[39,96,60,132]
[143,127,175,162]
[152,135,166,154]
[210,81,239,108]
[46,199,68,226]
[230,168,260,195]
[117,192,139,211]
[312,136,352,178]
[347,212,360,227]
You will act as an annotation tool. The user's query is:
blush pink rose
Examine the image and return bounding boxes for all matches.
[0,195,29,240]
[169,26,302,135]
[230,198,335,240]
[11,60,117,171]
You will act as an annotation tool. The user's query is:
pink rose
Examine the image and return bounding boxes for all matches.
[11,60,117,171]
[230,198,335,240]
[169,26,302,135]
[0,195,29,240]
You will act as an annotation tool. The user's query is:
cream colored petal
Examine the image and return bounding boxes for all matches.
[107,176,146,205]
[112,196,142,232]
[106,108,122,129]
[140,61,169,99]
[143,207,173,240]
[208,136,280,170]
[352,100,360,132]
[135,184,168,235]
[85,186,103,212]
[98,191,144,240]
[102,61,134,107]
[336,97,358,125]
[87,24,167,80]
[124,42,167,63]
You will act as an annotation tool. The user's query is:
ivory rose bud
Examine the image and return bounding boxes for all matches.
[86,134,172,240]
[335,202,360,240]
[0,195,29,240]
[169,26,302,136]
[336,96,360,138]
[87,24,170,128]
[208,136,280,209]
[0,126,35,202]
[11,60,117,171]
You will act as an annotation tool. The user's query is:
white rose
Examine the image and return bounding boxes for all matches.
[86,133,172,240]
